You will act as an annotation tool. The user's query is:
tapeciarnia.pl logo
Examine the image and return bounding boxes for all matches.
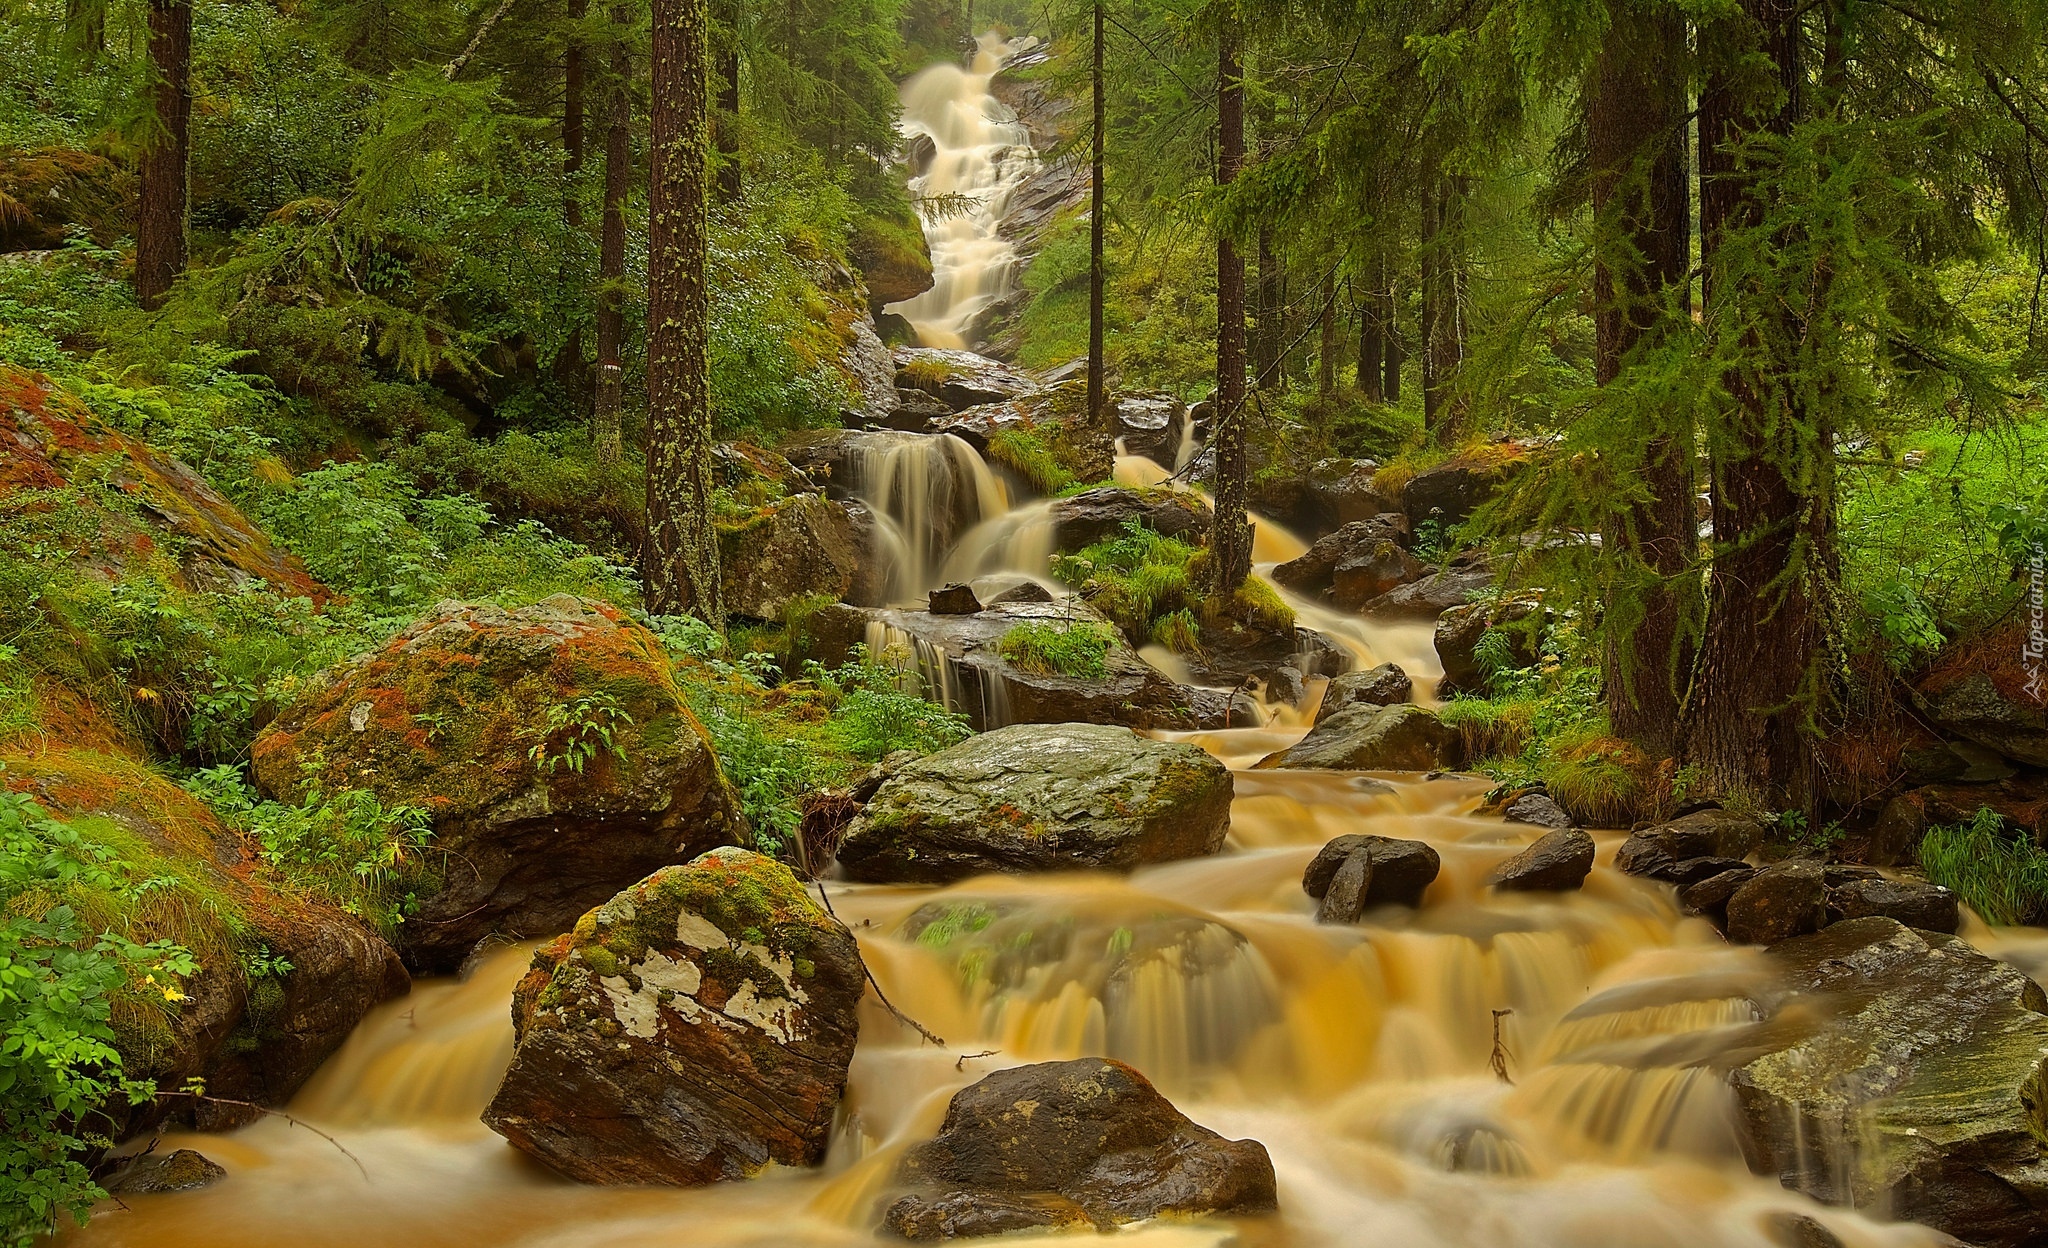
[2028,543,2046,702]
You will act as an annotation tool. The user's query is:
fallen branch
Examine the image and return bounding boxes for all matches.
[151,1090,368,1180]
[1490,1008,1515,1085]
[812,879,947,1048]
[955,1049,999,1071]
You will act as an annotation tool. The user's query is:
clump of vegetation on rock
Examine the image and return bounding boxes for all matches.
[998,620,1115,680]
[1919,808,2048,926]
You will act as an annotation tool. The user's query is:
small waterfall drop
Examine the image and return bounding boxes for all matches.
[848,432,1011,602]
[888,33,1040,348]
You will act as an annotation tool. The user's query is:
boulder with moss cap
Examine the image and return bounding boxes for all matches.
[482,848,864,1185]
[835,723,1233,883]
[251,595,738,970]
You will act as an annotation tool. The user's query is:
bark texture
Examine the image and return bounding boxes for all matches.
[1419,175,1466,442]
[1590,0,1696,752]
[1210,23,1253,594]
[593,9,632,466]
[646,0,724,621]
[1087,0,1106,427]
[136,0,191,311]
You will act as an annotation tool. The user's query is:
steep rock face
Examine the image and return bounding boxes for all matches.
[1912,624,2048,768]
[1109,392,1190,466]
[1257,703,1461,772]
[3,749,407,1133]
[251,596,737,970]
[0,365,324,599]
[717,492,870,620]
[483,849,863,1185]
[1731,918,2048,1248]
[881,1058,1277,1239]
[836,311,902,427]
[835,723,1233,884]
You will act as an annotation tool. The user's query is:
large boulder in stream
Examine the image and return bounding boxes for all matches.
[805,600,1255,733]
[483,848,864,1185]
[1730,917,2048,1248]
[1046,485,1211,551]
[1361,564,1498,617]
[1303,834,1442,920]
[835,723,1233,884]
[1315,663,1414,722]
[1614,809,1766,881]
[881,1058,1278,1239]
[1486,828,1596,893]
[1911,623,2048,768]
[895,346,1044,411]
[718,491,874,620]
[937,387,1117,487]
[1272,519,1424,609]
[1257,703,1461,772]
[252,597,739,970]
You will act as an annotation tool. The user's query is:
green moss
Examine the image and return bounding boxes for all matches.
[998,621,1114,680]
[987,427,1077,495]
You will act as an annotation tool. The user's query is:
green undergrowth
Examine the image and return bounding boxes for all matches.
[0,789,199,1245]
[1049,519,1293,654]
[987,426,1077,494]
[652,616,970,857]
[998,620,1116,680]
[1919,808,2048,927]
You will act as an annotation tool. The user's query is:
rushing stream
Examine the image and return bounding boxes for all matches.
[59,32,2045,1248]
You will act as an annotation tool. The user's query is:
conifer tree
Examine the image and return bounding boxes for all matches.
[137,0,192,310]
[593,3,634,466]
[1211,12,1253,594]
[1087,0,1106,426]
[645,0,723,622]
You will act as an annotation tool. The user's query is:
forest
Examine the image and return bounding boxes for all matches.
[2,0,2047,1245]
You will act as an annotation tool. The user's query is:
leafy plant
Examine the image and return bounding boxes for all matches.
[1920,808,2048,927]
[528,693,634,777]
[999,621,1114,680]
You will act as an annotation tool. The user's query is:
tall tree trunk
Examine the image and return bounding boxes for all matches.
[1420,175,1466,443]
[1087,0,1106,426]
[1210,19,1252,595]
[715,1,741,202]
[1357,255,1385,402]
[1687,0,1827,806]
[1254,227,1282,390]
[136,0,191,311]
[1383,275,1402,404]
[66,0,104,67]
[593,9,632,467]
[1318,271,1338,397]
[559,0,591,411]
[645,0,723,623]
[1590,0,1696,753]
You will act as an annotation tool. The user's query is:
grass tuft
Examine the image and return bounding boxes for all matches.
[1919,807,2048,926]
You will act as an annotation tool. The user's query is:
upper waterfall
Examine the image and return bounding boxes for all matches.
[887,33,1041,349]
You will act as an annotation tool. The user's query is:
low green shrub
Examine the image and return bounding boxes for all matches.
[1919,807,2048,926]
[998,621,1114,679]
[987,427,1076,495]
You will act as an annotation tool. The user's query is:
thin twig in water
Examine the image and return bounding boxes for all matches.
[1490,1009,1515,1085]
[955,1049,999,1071]
[151,1091,369,1180]
[813,879,947,1047]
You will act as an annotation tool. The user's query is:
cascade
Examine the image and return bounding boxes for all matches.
[846,431,1010,603]
[888,34,1040,349]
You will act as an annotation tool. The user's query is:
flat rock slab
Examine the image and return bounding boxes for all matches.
[835,723,1233,884]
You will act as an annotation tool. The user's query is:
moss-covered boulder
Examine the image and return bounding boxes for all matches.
[251,596,737,970]
[3,748,407,1133]
[0,365,324,599]
[717,492,872,620]
[835,723,1233,883]
[1913,624,2048,768]
[0,148,133,251]
[880,1058,1277,1239]
[1729,917,2048,1248]
[481,848,863,1185]
[1256,703,1461,772]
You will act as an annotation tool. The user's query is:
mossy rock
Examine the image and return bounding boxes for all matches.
[835,722,1233,883]
[1256,703,1461,773]
[251,595,738,970]
[483,848,863,1185]
[716,492,866,621]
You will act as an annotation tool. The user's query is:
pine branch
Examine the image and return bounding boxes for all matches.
[445,0,521,81]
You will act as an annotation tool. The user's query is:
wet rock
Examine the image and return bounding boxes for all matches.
[802,601,1234,733]
[881,1058,1277,1239]
[1828,877,1960,934]
[1314,663,1413,724]
[718,492,866,621]
[1614,810,1765,880]
[985,580,1053,605]
[1303,835,1442,916]
[1724,861,1830,946]
[1662,856,1758,889]
[927,583,983,614]
[835,312,900,427]
[106,1148,227,1194]
[1679,867,1758,919]
[937,388,1116,487]
[1912,623,2048,767]
[1400,450,1528,528]
[1362,566,1497,617]
[876,385,954,432]
[252,597,737,971]
[1761,1212,1847,1248]
[1503,792,1572,829]
[1730,917,2048,1248]
[483,849,864,1185]
[896,346,1045,412]
[1110,392,1189,466]
[1305,459,1401,529]
[1271,519,1415,602]
[1487,828,1595,892]
[1257,703,1461,773]
[1866,777,2048,866]
[1046,485,1211,551]
[836,723,1233,884]
[1901,739,2021,785]
[1435,595,1550,695]
[850,206,934,310]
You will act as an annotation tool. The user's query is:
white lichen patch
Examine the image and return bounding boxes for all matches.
[670,907,811,1042]
[723,979,805,1043]
[600,974,662,1040]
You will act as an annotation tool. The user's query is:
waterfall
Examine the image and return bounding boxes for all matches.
[888,33,1040,349]
[847,432,1010,602]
